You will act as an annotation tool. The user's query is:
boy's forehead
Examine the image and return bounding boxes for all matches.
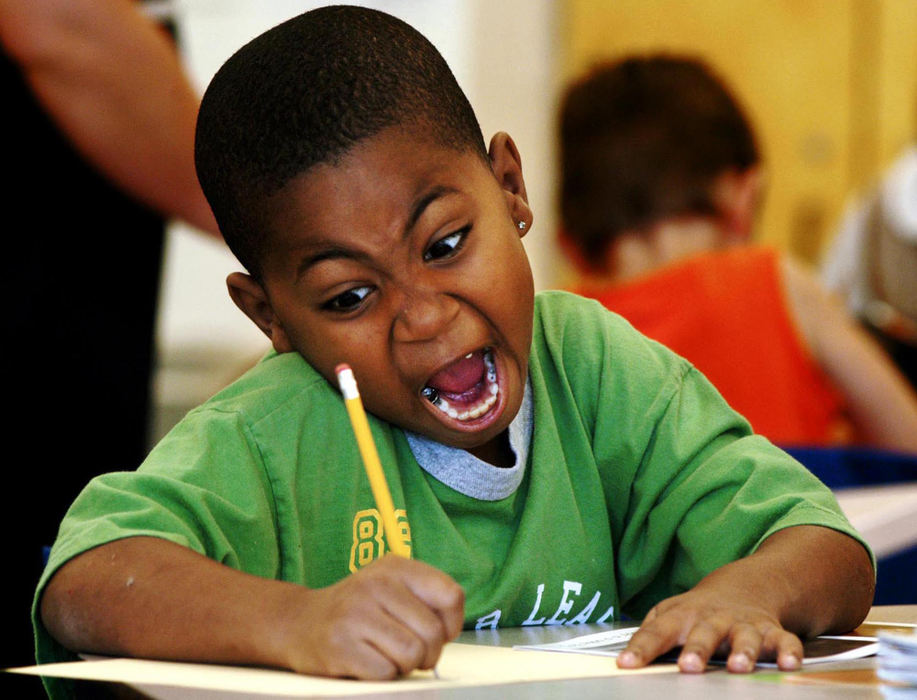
[265,129,494,245]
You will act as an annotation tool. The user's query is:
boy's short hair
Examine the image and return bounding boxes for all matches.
[558,55,760,264]
[195,5,487,279]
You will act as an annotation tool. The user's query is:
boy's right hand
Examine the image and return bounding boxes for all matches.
[273,555,465,679]
[41,537,464,682]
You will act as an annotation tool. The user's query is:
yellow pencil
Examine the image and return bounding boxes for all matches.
[335,363,411,559]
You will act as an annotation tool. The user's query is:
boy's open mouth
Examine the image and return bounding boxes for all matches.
[421,348,499,422]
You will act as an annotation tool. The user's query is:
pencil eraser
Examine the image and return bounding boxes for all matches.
[335,363,359,399]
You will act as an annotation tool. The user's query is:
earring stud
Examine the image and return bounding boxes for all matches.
[517,221,527,231]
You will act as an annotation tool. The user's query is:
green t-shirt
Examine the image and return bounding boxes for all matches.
[35,291,868,666]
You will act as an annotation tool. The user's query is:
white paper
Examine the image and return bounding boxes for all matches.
[878,631,917,685]
[514,627,879,666]
[7,641,677,697]
[513,626,639,656]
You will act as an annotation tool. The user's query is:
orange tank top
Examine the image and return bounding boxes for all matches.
[574,247,849,447]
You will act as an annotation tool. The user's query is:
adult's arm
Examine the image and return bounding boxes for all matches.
[0,0,219,236]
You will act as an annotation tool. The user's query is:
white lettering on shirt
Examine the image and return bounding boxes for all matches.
[596,604,615,624]
[545,580,582,625]
[520,583,546,626]
[475,609,502,630]
[565,589,601,625]
[481,582,615,629]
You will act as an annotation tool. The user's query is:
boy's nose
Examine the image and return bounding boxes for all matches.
[392,287,461,343]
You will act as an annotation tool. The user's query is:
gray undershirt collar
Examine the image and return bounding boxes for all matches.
[405,379,533,501]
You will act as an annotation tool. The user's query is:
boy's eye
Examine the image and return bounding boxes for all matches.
[423,226,470,262]
[322,286,373,313]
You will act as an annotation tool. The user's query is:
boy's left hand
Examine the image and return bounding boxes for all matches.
[616,525,874,674]
[616,588,803,673]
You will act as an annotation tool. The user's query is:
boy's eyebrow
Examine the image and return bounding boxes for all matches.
[295,245,369,279]
[405,185,460,234]
[296,185,462,278]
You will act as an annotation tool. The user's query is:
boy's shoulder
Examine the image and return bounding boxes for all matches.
[192,349,334,427]
[533,289,678,366]
[534,288,628,333]
[534,288,645,328]
[531,289,694,410]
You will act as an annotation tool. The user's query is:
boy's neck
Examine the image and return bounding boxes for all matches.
[466,430,516,468]
[598,217,729,284]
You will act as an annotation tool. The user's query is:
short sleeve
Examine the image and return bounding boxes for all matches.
[610,362,871,617]
[33,406,281,667]
[531,291,873,620]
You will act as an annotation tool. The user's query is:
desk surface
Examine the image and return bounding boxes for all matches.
[21,605,906,700]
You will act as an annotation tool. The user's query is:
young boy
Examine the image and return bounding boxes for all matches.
[36,5,874,690]
[557,55,917,451]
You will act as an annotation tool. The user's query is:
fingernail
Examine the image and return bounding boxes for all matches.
[680,652,704,673]
[730,652,752,672]
[618,650,638,667]
[779,652,801,670]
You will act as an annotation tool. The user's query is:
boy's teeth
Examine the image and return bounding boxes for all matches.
[432,392,497,422]
[424,349,499,422]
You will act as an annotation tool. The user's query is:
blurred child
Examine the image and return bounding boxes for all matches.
[558,55,917,452]
[35,9,874,695]
[822,145,917,390]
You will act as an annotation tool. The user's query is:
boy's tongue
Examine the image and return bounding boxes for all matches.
[426,351,485,395]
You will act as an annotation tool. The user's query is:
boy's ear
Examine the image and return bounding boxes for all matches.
[226,272,294,353]
[488,131,533,236]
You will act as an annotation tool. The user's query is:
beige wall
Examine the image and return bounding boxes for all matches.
[560,0,917,263]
